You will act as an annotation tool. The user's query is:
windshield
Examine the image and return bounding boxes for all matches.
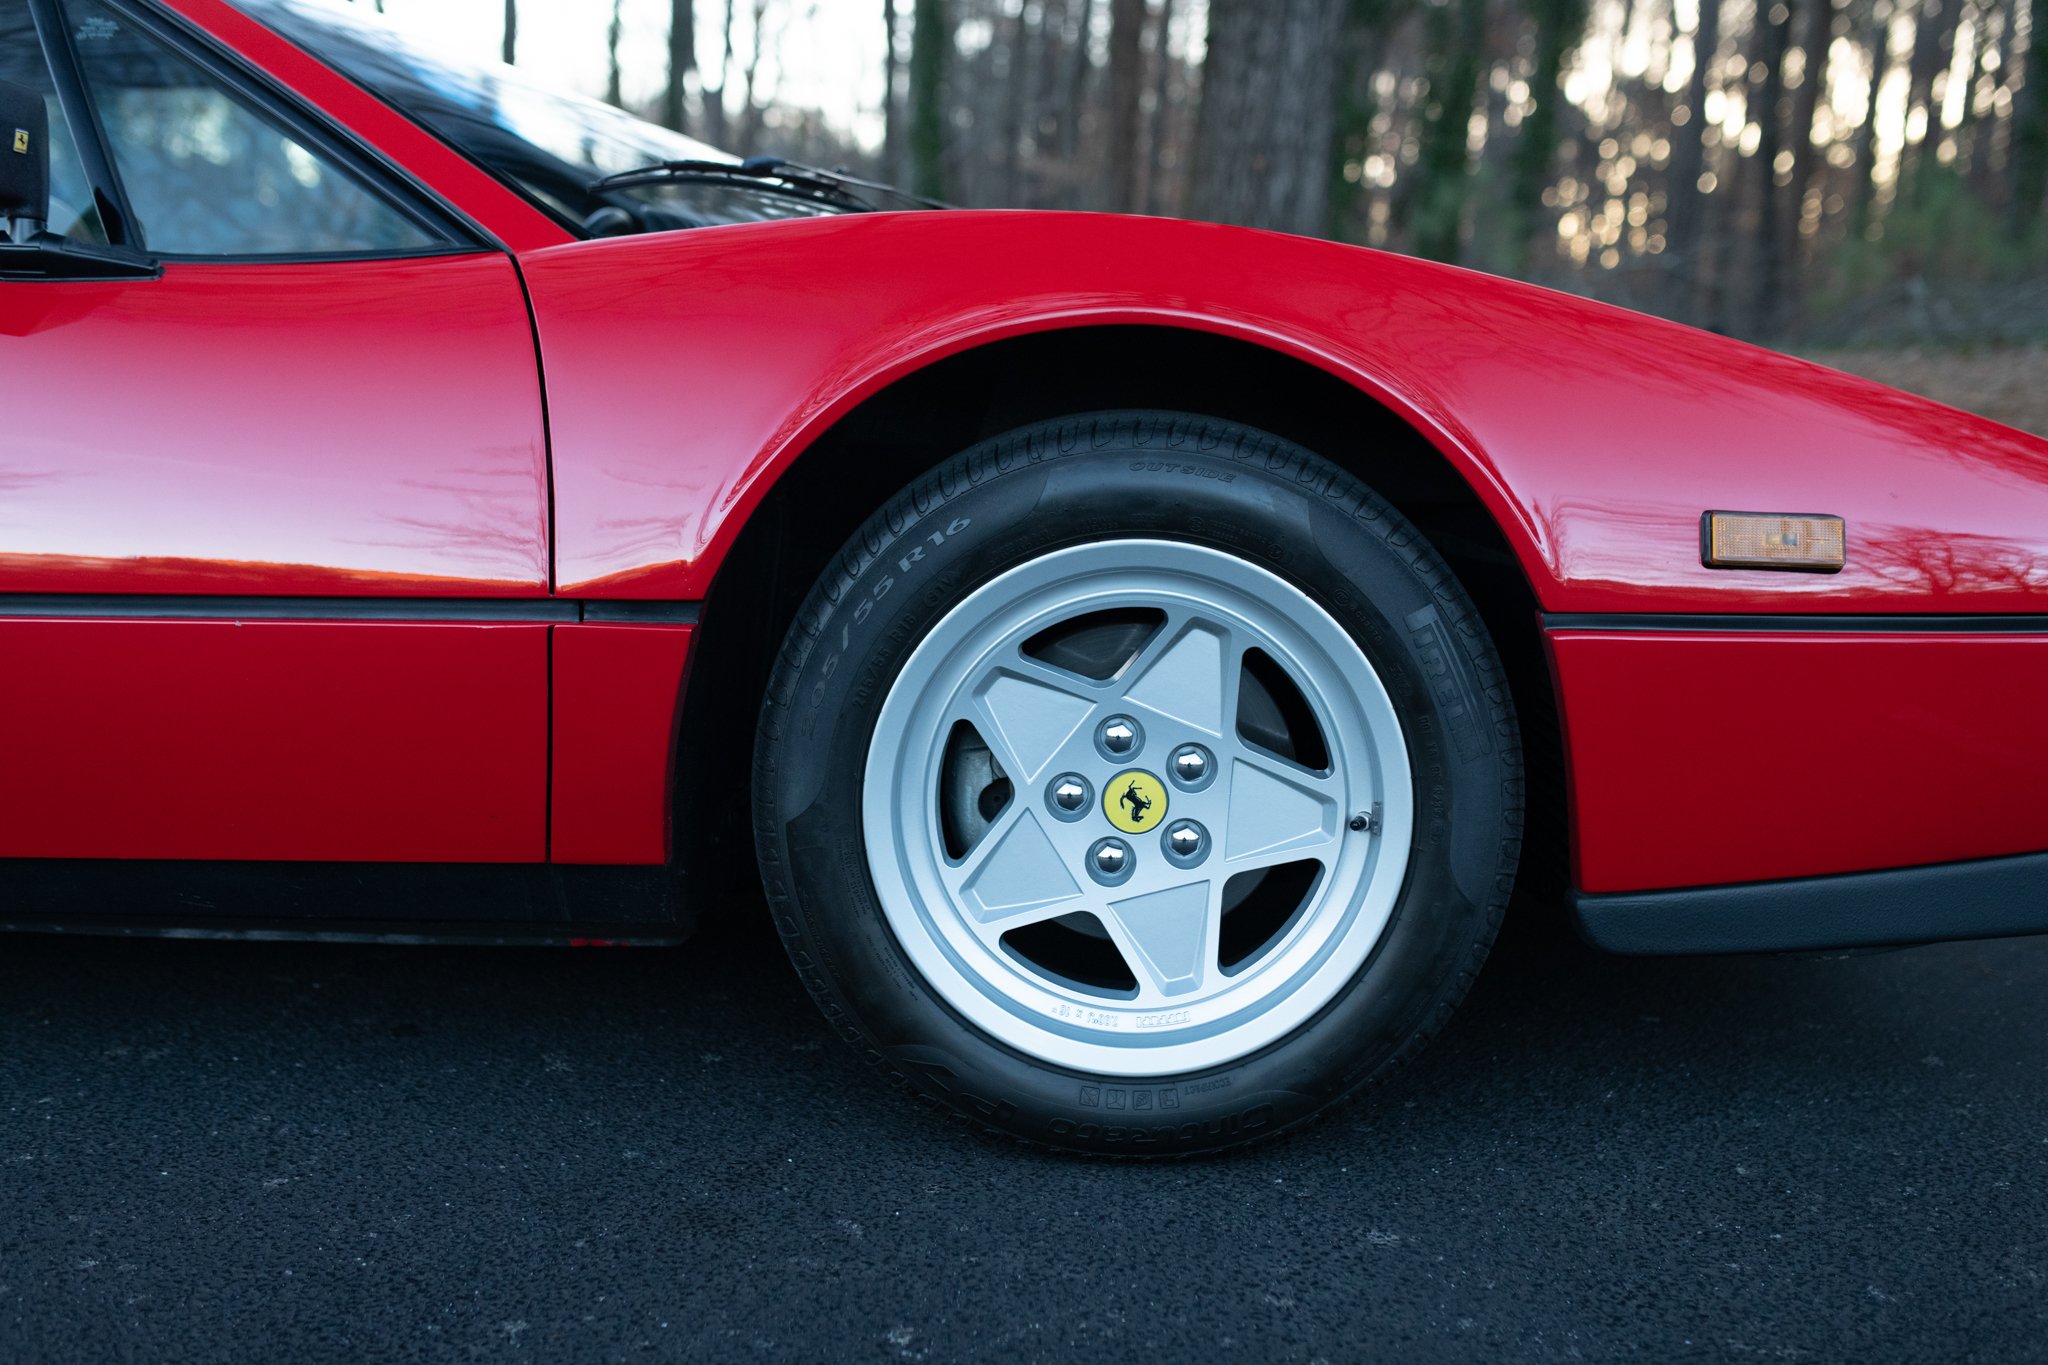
[236,0,844,234]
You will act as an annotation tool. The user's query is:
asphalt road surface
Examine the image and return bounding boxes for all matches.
[4,901,2045,1364]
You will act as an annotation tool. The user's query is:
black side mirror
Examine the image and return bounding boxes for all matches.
[0,79,50,238]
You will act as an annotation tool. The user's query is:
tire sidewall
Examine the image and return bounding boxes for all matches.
[757,415,1518,1154]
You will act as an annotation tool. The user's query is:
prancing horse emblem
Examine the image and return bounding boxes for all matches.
[1118,779,1153,824]
[1103,769,1167,834]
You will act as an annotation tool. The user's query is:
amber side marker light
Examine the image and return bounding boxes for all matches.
[1701,511,1846,573]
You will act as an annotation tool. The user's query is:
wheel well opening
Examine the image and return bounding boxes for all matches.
[674,325,1566,907]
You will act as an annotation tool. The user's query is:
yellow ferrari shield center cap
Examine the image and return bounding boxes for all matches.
[1103,770,1167,834]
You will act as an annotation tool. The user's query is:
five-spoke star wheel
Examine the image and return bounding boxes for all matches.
[864,539,1414,1077]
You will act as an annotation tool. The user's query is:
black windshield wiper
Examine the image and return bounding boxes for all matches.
[587,156,946,214]
[769,160,951,210]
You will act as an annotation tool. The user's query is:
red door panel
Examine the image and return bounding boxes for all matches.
[0,253,552,862]
[0,255,548,596]
[550,622,694,865]
[0,618,548,862]
[1550,628,2048,892]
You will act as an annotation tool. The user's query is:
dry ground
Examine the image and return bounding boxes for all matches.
[1805,345,2048,436]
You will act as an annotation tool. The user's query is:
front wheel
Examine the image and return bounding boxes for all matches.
[754,413,1521,1155]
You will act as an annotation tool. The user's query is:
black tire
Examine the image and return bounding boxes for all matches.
[754,412,1522,1155]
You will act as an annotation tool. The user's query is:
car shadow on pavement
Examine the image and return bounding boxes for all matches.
[0,891,2004,1154]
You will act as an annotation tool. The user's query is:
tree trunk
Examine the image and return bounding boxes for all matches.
[1189,0,1348,234]
[1664,0,1725,317]
[607,0,626,108]
[1780,0,1834,324]
[1033,0,1075,196]
[1401,0,1489,260]
[910,0,950,200]
[883,0,904,185]
[502,0,517,65]
[1951,0,1990,167]
[664,0,695,132]
[1001,2,1035,203]
[1327,0,1384,243]
[1849,0,1893,230]
[1107,0,1147,211]
[1900,0,1963,202]
[1055,0,1099,207]
[1510,0,1590,263]
[952,15,1005,205]
[2014,0,2047,233]
[1969,0,2015,195]
[738,0,770,153]
[1145,0,1179,214]
[702,0,736,147]
[1750,0,1794,335]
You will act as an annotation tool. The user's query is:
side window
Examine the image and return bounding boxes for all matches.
[63,0,432,256]
[0,0,107,243]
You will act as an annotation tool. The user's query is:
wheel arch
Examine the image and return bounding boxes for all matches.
[673,322,1566,907]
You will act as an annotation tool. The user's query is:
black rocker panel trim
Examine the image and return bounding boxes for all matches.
[0,859,686,935]
[0,917,686,946]
[1572,850,2048,955]
[0,596,700,623]
[1544,613,2048,633]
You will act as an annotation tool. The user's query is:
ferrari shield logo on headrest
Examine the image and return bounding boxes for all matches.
[11,130,27,155]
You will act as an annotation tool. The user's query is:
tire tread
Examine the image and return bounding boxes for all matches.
[754,412,1523,1158]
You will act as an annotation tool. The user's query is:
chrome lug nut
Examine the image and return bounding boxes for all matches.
[1095,715,1143,759]
[1162,819,1209,867]
[1087,837,1135,885]
[1046,773,1092,821]
[1168,743,1214,791]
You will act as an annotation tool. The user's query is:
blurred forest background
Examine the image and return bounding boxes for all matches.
[401,0,2047,419]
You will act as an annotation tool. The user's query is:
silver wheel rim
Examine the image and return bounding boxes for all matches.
[862,539,1414,1077]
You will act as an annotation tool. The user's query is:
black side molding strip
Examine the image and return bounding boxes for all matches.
[1573,850,2048,955]
[0,596,699,624]
[578,600,702,623]
[1544,612,2048,633]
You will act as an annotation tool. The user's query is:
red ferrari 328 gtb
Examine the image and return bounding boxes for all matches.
[4,0,2045,1154]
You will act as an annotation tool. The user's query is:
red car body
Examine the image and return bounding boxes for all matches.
[5,0,2046,951]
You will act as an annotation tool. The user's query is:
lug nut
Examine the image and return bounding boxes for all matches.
[1095,715,1142,759]
[1087,837,1135,885]
[1049,774,1090,815]
[1168,743,1213,790]
[1162,819,1208,866]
